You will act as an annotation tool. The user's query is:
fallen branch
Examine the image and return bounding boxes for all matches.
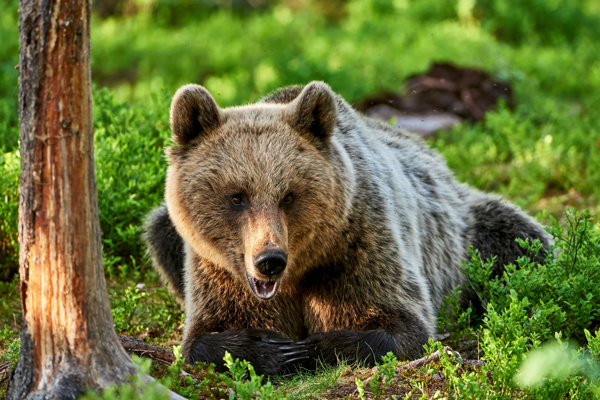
[0,361,12,385]
[463,359,486,367]
[119,335,176,365]
[397,346,485,372]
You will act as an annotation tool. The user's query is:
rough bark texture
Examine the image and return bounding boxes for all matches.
[7,0,137,398]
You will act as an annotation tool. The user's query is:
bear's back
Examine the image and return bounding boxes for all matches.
[261,85,471,310]
[342,114,470,310]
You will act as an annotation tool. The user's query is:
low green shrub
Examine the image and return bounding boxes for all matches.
[110,281,182,336]
[0,0,19,153]
[220,351,289,400]
[81,356,171,400]
[473,209,600,344]
[475,0,600,45]
[93,88,172,278]
[83,350,289,400]
[0,151,19,280]
[434,208,600,398]
[515,334,600,398]
[159,346,227,398]
[372,352,397,398]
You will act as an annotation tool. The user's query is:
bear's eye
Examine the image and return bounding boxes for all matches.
[283,193,294,204]
[230,193,247,208]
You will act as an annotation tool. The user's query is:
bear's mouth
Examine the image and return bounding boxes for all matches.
[246,274,281,300]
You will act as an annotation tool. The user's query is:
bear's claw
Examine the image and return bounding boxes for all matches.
[282,349,309,357]
[283,355,310,365]
[278,345,306,351]
[266,338,294,344]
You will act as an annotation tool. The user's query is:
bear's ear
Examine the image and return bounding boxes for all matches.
[170,84,224,145]
[284,81,337,143]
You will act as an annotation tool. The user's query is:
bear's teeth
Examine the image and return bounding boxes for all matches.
[247,275,280,300]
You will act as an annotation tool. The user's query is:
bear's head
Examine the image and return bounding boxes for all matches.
[165,82,354,300]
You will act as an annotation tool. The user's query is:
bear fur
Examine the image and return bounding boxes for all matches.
[144,81,551,375]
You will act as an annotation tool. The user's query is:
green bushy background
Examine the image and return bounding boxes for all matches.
[1,0,599,398]
[1,0,600,280]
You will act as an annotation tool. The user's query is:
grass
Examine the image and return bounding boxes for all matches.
[1,0,600,398]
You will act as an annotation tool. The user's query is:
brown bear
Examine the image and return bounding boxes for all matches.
[144,81,551,375]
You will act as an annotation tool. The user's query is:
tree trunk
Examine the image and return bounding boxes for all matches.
[7,0,148,398]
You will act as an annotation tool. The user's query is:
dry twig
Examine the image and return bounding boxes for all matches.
[0,361,12,385]
[397,346,485,372]
[118,335,176,365]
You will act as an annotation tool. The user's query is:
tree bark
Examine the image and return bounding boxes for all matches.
[8,0,143,398]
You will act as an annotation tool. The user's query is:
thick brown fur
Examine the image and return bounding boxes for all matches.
[144,82,551,375]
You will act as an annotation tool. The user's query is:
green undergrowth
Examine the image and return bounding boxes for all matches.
[109,276,183,340]
[0,276,20,398]
[93,87,172,278]
[81,350,279,400]
[1,0,599,281]
[432,208,600,398]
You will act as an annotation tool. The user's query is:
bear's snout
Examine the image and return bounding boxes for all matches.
[254,251,287,277]
[246,251,287,300]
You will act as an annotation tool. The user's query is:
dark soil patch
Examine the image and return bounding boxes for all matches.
[355,62,514,121]
[354,62,514,136]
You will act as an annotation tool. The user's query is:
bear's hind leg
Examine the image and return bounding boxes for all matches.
[467,194,552,276]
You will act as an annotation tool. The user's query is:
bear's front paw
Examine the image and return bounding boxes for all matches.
[279,334,325,371]
[243,330,310,376]
[186,329,304,376]
[265,336,310,374]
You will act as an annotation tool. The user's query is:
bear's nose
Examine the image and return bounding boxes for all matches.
[254,252,287,277]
